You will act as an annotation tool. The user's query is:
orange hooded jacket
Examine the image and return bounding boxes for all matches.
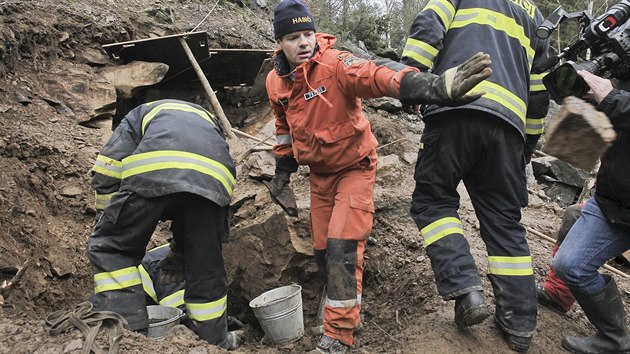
[266,33,417,174]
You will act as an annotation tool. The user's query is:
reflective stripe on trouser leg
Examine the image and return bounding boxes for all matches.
[462,115,536,336]
[87,192,164,330]
[421,217,482,299]
[324,239,365,346]
[178,195,229,347]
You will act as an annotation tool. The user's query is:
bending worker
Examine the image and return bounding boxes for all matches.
[401,0,550,352]
[266,0,492,352]
[88,99,239,350]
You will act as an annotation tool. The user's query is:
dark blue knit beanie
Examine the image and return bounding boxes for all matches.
[273,0,316,40]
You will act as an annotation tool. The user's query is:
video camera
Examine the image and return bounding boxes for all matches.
[534,0,630,102]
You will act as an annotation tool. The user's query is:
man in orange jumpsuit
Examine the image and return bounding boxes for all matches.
[265,1,492,352]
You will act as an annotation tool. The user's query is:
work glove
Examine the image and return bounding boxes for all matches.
[270,170,291,197]
[225,330,245,351]
[400,52,492,107]
[270,156,299,197]
[157,250,185,285]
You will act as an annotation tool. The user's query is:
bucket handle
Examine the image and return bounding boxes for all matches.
[148,311,186,328]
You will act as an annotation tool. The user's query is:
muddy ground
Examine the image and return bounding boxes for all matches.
[1,1,629,353]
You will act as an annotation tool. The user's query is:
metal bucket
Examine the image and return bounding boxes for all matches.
[146,305,185,339]
[249,284,304,345]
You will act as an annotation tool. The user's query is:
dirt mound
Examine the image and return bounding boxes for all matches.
[1,1,628,354]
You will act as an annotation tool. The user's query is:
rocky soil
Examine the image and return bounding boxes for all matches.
[1,1,629,353]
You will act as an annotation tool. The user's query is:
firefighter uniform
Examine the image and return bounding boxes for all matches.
[88,99,235,347]
[401,0,550,339]
[266,33,416,346]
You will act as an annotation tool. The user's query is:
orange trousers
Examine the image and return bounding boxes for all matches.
[309,152,376,346]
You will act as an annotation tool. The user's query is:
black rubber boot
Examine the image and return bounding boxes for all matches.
[493,315,533,353]
[454,290,490,328]
[563,275,630,354]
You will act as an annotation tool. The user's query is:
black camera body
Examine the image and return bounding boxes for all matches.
[535,0,630,102]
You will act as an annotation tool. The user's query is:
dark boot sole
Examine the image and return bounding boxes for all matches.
[456,305,490,328]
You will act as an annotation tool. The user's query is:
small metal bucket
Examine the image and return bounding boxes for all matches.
[249,284,304,345]
[146,305,185,339]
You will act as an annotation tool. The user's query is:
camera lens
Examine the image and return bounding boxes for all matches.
[543,62,590,102]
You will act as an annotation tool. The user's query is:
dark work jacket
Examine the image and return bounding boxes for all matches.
[401,0,550,151]
[595,87,630,230]
[91,99,236,210]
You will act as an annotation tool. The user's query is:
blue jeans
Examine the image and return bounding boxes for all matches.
[553,197,630,294]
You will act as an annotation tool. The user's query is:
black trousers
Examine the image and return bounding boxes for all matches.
[88,191,228,345]
[410,110,536,337]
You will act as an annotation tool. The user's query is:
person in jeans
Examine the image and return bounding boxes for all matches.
[552,70,630,353]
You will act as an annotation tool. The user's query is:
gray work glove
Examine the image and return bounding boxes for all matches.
[225,330,244,351]
[157,250,185,285]
[400,52,492,106]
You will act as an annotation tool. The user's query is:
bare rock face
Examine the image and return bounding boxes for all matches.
[100,60,170,98]
[543,97,617,171]
[41,68,117,124]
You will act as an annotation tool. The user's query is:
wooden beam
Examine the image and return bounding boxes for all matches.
[179,37,236,139]
[231,128,274,146]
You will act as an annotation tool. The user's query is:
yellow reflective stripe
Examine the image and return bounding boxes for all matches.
[487,255,533,276]
[160,289,185,308]
[94,191,116,210]
[92,155,123,179]
[420,217,463,247]
[402,37,438,68]
[526,117,545,135]
[138,264,158,304]
[186,295,227,321]
[451,8,535,62]
[424,0,456,27]
[141,103,216,135]
[476,81,527,123]
[530,72,547,92]
[94,266,142,293]
[122,150,235,195]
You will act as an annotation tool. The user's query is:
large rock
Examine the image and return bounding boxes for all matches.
[532,156,589,188]
[543,97,616,171]
[225,186,314,308]
[41,67,116,124]
[100,60,169,98]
